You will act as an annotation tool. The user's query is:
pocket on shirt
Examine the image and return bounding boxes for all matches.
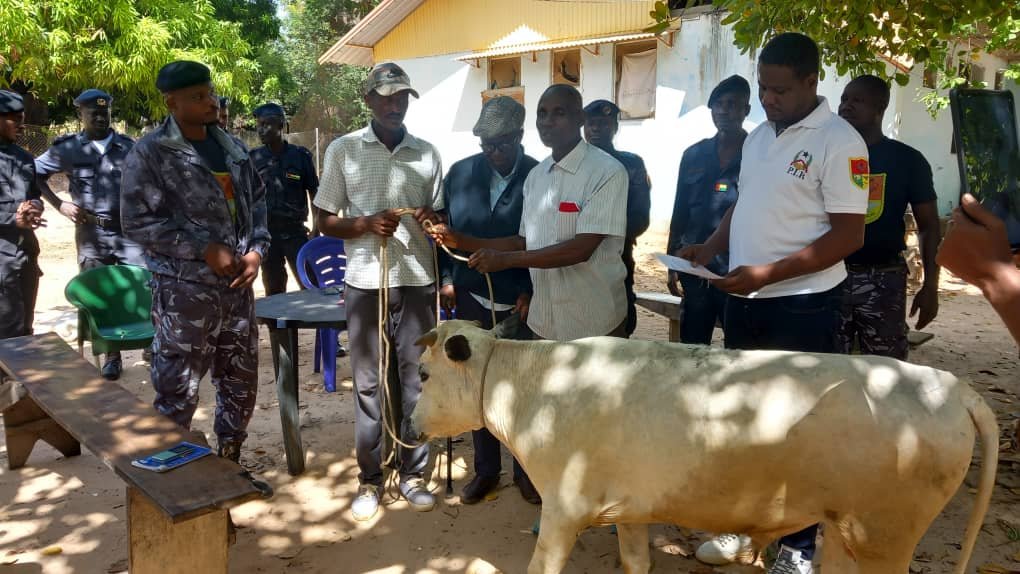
[556,211,579,242]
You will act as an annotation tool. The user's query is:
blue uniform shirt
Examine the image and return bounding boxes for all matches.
[251,142,318,238]
[668,137,741,275]
[35,131,135,219]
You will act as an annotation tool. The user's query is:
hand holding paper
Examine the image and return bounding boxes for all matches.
[655,253,723,280]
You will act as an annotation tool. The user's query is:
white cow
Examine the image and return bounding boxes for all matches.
[410,321,998,574]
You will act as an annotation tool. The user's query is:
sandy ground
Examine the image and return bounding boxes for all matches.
[2,207,1019,574]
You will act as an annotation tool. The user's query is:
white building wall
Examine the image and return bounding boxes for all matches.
[394,11,1010,222]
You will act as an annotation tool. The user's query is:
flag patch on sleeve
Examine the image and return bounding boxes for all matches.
[849,157,869,190]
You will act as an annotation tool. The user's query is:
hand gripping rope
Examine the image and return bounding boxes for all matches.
[377,209,496,497]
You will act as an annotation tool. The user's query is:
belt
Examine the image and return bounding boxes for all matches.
[83,212,120,230]
[847,261,905,273]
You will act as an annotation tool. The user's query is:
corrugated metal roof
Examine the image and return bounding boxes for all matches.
[318,0,427,66]
[454,31,657,61]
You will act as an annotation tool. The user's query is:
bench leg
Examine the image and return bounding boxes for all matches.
[3,395,81,470]
[127,487,228,574]
[668,318,681,343]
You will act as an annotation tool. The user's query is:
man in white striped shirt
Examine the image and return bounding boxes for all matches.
[428,84,629,340]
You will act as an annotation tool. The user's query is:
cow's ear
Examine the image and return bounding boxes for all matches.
[444,334,472,362]
[415,329,439,348]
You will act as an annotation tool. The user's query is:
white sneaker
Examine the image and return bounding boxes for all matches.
[767,545,813,574]
[352,484,380,521]
[695,533,754,565]
[399,477,436,512]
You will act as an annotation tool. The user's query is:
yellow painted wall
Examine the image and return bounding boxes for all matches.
[375,0,656,61]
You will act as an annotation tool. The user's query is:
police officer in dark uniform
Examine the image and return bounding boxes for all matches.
[120,61,271,497]
[0,90,45,340]
[36,89,144,379]
[667,75,750,346]
[582,99,651,336]
[250,103,319,295]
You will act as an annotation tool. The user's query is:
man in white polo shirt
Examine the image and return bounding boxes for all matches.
[681,33,868,574]
[428,84,629,340]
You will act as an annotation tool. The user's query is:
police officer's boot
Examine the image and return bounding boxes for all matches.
[218,441,274,499]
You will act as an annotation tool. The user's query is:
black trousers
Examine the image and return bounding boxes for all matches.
[0,260,40,340]
[261,234,308,296]
[453,288,532,481]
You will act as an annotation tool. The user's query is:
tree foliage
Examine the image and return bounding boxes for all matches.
[651,1,1020,113]
[253,0,377,133]
[210,0,281,48]
[0,0,258,123]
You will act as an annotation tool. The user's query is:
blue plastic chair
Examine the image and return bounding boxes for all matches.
[296,236,347,392]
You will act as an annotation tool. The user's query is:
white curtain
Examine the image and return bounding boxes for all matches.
[617,48,657,119]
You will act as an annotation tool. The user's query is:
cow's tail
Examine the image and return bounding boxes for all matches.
[954,388,999,574]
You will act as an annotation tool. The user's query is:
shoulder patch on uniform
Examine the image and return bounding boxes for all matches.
[849,157,869,190]
[52,133,76,145]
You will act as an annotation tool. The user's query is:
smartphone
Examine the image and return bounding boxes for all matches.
[950,88,1020,249]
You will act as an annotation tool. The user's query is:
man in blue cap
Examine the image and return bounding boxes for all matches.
[35,88,144,379]
[250,102,319,296]
[120,61,272,498]
[582,99,651,336]
[0,90,45,340]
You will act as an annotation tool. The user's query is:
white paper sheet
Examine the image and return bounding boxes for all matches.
[655,253,723,280]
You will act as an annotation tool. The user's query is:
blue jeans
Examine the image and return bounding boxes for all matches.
[723,281,846,560]
[679,274,728,345]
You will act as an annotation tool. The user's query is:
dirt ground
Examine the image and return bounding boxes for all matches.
[2,209,1019,574]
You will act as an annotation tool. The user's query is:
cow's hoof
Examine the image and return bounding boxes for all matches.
[461,474,500,504]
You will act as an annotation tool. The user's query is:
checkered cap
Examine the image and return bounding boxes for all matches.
[472,96,525,139]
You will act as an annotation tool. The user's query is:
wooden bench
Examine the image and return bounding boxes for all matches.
[0,333,261,574]
[635,291,685,342]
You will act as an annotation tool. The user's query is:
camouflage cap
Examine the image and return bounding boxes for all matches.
[362,62,419,98]
[473,96,525,139]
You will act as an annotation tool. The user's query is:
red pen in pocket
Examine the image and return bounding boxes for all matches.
[558,201,580,213]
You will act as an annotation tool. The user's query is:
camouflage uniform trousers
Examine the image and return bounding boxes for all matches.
[838,262,909,360]
[150,274,259,447]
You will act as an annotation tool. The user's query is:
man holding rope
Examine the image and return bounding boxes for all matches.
[314,62,443,522]
[428,84,629,341]
[438,96,541,505]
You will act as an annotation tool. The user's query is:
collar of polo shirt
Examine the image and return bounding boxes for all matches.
[771,96,832,134]
[361,123,427,152]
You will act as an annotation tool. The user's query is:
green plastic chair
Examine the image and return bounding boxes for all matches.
[64,264,155,366]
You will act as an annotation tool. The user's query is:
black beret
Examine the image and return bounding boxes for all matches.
[253,103,286,118]
[583,99,620,118]
[0,90,24,114]
[74,89,113,108]
[708,75,751,108]
[156,61,212,93]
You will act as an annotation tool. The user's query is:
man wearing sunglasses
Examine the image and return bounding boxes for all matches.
[437,96,540,506]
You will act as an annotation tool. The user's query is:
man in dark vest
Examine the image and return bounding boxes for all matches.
[438,96,540,505]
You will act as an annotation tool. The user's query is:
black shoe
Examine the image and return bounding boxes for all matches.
[101,356,122,380]
[335,344,347,358]
[218,442,274,499]
[515,475,541,505]
[460,474,500,505]
[142,348,153,363]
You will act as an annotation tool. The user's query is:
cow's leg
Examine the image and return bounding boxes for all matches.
[527,508,583,574]
[615,523,651,574]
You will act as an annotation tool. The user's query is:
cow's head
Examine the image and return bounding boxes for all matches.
[409,320,500,440]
